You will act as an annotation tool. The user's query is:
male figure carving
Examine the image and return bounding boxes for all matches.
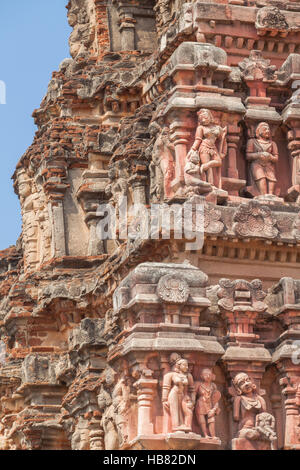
[246,122,278,195]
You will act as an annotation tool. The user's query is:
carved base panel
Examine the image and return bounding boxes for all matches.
[125,434,222,451]
[232,438,273,451]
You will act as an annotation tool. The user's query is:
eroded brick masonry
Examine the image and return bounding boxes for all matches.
[0,0,300,450]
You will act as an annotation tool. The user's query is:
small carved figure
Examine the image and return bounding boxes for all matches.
[106,160,130,204]
[195,368,221,439]
[255,413,277,450]
[185,109,227,189]
[246,122,278,195]
[162,353,195,433]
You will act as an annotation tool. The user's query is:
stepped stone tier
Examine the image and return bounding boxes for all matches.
[1,0,300,450]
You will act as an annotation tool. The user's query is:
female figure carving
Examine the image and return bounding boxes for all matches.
[185,109,227,189]
[162,353,195,433]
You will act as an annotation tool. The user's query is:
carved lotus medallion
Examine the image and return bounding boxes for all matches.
[157,274,190,304]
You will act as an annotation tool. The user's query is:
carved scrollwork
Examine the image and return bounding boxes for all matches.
[204,204,224,234]
[218,278,267,312]
[256,7,289,36]
[233,201,279,239]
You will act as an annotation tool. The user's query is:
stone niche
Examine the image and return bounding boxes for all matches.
[107,0,157,52]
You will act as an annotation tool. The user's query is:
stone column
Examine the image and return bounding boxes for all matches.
[135,373,158,436]
[277,53,300,201]
[169,120,192,194]
[227,125,240,180]
[129,174,147,206]
[277,362,300,450]
[43,159,69,258]
[48,200,67,258]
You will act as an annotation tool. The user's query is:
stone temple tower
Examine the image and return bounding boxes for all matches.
[0,0,300,450]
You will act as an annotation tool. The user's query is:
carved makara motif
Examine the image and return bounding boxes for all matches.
[233,201,279,238]
[162,353,195,433]
[185,109,227,191]
[195,368,221,439]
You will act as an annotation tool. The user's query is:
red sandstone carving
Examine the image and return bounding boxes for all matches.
[185,109,227,191]
[195,369,221,439]
[246,122,278,195]
[162,354,195,433]
[232,373,277,450]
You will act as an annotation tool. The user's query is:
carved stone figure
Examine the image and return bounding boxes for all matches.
[98,370,119,450]
[255,412,277,448]
[149,124,175,202]
[232,373,277,447]
[112,376,131,447]
[106,160,130,204]
[246,122,278,196]
[162,353,195,433]
[71,418,90,450]
[195,368,221,439]
[185,109,227,190]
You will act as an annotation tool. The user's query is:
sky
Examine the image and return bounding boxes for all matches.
[0,0,71,250]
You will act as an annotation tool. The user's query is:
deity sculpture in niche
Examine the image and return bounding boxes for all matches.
[246,122,278,196]
[195,368,221,439]
[185,109,227,190]
[232,373,277,449]
[162,353,195,433]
